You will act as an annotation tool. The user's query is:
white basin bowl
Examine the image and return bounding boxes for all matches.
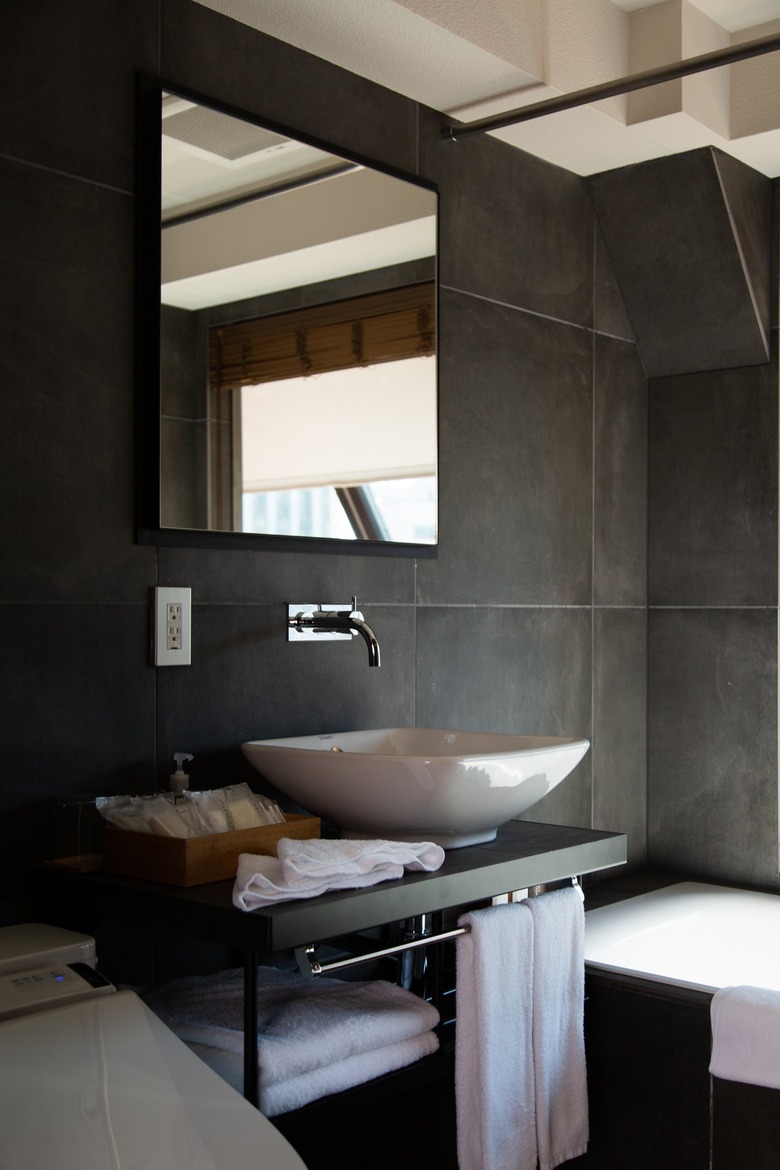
[242,728,589,849]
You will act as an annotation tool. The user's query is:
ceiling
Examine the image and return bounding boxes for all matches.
[195,0,780,177]
[160,93,437,308]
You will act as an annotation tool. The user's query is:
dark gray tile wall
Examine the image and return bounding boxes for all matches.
[648,608,778,886]
[648,359,778,608]
[589,148,771,376]
[647,185,779,884]
[1,0,648,916]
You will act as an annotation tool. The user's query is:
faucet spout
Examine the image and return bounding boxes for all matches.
[287,599,381,667]
[332,611,381,668]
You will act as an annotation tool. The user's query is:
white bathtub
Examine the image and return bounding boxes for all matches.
[584,881,780,995]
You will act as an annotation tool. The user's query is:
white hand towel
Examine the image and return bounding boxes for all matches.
[233,837,445,910]
[527,885,589,1170]
[187,1030,440,1116]
[710,985,780,1090]
[233,854,398,909]
[455,902,537,1170]
[278,836,445,882]
[144,964,440,1085]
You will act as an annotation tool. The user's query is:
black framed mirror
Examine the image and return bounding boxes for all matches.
[136,75,438,556]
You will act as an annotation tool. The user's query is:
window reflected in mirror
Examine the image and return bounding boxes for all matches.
[158,89,438,548]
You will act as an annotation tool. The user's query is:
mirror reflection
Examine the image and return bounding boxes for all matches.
[159,91,438,547]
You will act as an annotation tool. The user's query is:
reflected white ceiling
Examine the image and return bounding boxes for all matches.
[196,0,780,176]
[160,94,437,307]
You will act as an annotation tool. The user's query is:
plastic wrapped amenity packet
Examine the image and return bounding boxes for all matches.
[96,793,196,837]
[184,783,285,834]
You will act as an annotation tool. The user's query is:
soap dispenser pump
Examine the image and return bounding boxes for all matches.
[170,752,194,797]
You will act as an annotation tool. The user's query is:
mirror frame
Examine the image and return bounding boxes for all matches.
[135,73,439,558]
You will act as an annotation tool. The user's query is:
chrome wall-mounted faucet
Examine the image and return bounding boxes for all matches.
[287,597,381,667]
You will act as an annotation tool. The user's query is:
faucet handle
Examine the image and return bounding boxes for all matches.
[349,595,364,620]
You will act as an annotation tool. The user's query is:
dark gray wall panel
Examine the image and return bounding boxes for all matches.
[418,289,593,606]
[714,149,772,340]
[773,180,779,331]
[589,147,771,376]
[593,608,647,868]
[648,607,777,886]
[157,545,416,606]
[0,0,158,191]
[0,603,155,907]
[648,355,778,607]
[594,335,648,607]
[0,157,155,603]
[420,111,594,327]
[594,223,636,343]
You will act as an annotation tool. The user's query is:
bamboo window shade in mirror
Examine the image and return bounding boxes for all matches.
[210,284,435,391]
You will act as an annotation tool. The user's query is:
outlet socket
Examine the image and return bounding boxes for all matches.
[154,587,191,666]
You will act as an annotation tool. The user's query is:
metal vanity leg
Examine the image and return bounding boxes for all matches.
[243,951,259,1107]
[427,911,444,1014]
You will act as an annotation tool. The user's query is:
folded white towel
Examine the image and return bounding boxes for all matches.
[233,836,445,910]
[528,885,589,1170]
[143,964,440,1088]
[456,902,537,1170]
[278,836,445,880]
[187,1030,440,1116]
[710,984,780,1090]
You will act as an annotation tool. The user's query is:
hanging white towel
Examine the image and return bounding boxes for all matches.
[233,837,445,909]
[709,985,780,1090]
[527,885,589,1170]
[455,902,537,1170]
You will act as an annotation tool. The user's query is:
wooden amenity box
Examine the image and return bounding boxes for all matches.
[101,814,320,887]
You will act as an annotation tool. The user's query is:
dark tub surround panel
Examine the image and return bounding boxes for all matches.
[589,146,772,377]
[583,976,712,1170]
[581,872,780,1170]
[584,973,780,1170]
[711,1078,780,1170]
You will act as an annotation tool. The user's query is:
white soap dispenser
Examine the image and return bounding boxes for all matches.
[170,752,194,799]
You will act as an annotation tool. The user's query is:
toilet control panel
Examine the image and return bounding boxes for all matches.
[0,961,115,1020]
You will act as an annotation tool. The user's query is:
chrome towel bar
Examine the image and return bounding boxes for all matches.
[294,877,582,978]
[295,926,469,979]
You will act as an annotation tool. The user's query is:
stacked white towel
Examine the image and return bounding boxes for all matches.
[456,886,589,1170]
[710,984,780,1090]
[144,964,440,1116]
[233,836,445,910]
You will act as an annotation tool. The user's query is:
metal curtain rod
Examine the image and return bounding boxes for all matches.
[162,162,360,229]
[443,29,780,142]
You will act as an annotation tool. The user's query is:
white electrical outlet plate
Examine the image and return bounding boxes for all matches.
[154,587,191,666]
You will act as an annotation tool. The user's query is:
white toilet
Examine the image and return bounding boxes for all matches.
[0,924,307,1170]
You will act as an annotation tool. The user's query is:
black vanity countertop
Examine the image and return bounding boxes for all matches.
[39,820,626,955]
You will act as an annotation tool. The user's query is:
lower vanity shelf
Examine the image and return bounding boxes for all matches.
[271,1034,457,1170]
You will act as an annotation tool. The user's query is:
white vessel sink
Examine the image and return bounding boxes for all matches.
[242,728,589,849]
